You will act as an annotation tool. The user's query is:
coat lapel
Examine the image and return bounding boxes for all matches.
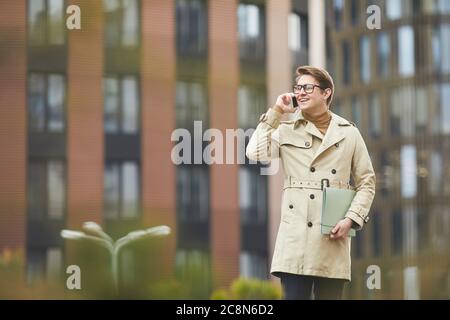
[310,112,347,165]
[304,121,324,140]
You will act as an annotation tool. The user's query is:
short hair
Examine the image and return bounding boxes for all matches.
[295,65,335,106]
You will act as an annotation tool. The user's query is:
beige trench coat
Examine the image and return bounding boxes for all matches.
[246,108,376,281]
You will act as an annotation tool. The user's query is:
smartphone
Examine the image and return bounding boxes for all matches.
[291,94,298,108]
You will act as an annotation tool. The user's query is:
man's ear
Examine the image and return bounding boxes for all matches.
[323,88,332,101]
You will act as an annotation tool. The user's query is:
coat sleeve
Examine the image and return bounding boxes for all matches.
[345,127,376,230]
[246,108,282,162]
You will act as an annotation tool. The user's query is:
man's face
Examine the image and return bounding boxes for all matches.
[294,75,331,112]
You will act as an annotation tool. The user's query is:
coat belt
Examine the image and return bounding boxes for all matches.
[283,176,354,191]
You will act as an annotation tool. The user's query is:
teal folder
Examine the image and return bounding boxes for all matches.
[321,187,357,237]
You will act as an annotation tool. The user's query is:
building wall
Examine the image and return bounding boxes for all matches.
[67,0,104,229]
[0,0,27,255]
[141,0,177,280]
[209,0,240,289]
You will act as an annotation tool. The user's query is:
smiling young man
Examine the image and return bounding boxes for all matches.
[246,66,376,300]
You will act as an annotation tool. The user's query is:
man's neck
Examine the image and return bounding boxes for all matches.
[302,105,329,118]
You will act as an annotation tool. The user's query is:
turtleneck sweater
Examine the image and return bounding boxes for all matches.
[302,109,332,135]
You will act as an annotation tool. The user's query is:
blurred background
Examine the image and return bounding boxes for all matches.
[0,0,449,299]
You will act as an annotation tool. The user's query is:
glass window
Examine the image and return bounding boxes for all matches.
[104,163,120,219]
[48,0,64,45]
[28,160,66,220]
[190,82,207,122]
[238,3,265,61]
[417,207,429,252]
[354,231,364,258]
[441,84,450,134]
[28,0,46,45]
[26,249,45,284]
[121,162,139,218]
[47,74,65,132]
[176,0,208,56]
[377,32,390,78]
[28,162,46,219]
[121,77,139,133]
[380,150,391,197]
[103,76,140,134]
[104,78,120,133]
[27,247,62,284]
[415,86,428,132]
[386,0,403,19]
[333,0,344,30]
[392,209,403,255]
[238,85,266,129]
[398,26,415,77]
[360,36,371,83]
[104,162,140,219]
[122,0,139,46]
[390,90,401,136]
[428,150,443,196]
[239,167,267,225]
[28,73,66,133]
[342,41,351,85]
[432,24,450,74]
[176,81,208,128]
[431,84,441,135]
[28,0,65,45]
[47,161,65,219]
[104,0,121,47]
[46,247,62,279]
[400,144,417,199]
[438,0,450,13]
[369,93,381,138]
[239,251,268,280]
[239,167,251,211]
[351,97,362,127]
[176,166,209,222]
[390,86,415,137]
[28,74,46,131]
[104,0,140,47]
[372,211,382,257]
[350,0,359,26]
[288,13,308,52]
[288,13,300,52]
[403,204,418,256]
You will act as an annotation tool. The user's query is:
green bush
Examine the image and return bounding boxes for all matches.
[211,277,282,300]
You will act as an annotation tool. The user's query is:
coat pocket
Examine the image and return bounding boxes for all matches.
[281,189,301,224]
[280,134,313,150]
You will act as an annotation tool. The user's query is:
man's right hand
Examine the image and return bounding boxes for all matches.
[273,93,297,114]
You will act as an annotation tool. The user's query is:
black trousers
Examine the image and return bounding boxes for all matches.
[280,273,346,300]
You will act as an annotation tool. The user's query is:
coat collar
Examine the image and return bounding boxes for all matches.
[292,109,353,164]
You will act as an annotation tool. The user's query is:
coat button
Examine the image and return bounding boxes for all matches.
[305,141,311,147]
[307,222,313,227]
[335,143,339,148]
[289,204,293,209]
[310,194,315,199]
[332,169,337,174]
[310,167,315,172]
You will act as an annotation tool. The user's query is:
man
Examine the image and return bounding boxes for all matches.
[246,66,376,300]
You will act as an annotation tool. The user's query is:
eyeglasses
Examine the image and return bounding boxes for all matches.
[293,84,325,94]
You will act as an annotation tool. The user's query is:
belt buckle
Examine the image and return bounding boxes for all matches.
[321,178,330,191]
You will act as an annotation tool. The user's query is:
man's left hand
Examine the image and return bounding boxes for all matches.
[330,217,353,240]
